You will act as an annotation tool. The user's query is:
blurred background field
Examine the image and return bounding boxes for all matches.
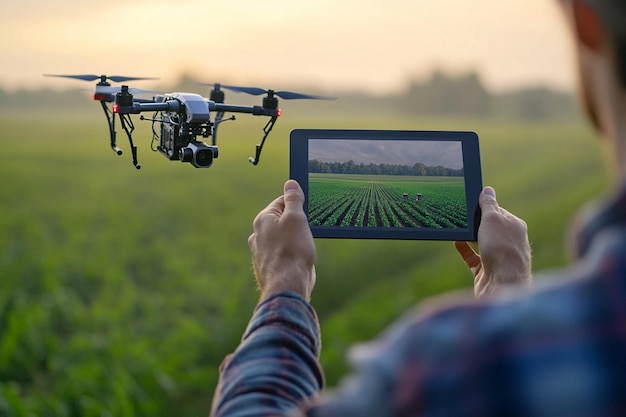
[0,0,605,414]
[0,96,609,415]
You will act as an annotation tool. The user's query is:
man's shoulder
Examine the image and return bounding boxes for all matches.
[353,258,617,371]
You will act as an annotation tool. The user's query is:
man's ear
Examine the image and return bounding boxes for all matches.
[572,0,605,51]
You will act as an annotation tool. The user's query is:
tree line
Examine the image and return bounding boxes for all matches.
[0,70,580,121]
[395,70,579,121]
[309,159,463,176]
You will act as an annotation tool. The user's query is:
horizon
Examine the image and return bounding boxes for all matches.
[0,68,575,97]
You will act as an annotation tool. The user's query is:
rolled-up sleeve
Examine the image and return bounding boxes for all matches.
[211,292,324,417]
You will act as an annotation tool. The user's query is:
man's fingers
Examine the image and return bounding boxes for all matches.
[256,196,286,219]
[454,240,481,270]
[252,195,285,236]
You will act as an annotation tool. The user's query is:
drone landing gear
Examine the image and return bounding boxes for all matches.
[100,101,123,156]
[211,111,236,146]
[249,115,278,166]
[118,113,141,169]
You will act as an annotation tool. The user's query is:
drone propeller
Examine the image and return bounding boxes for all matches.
[201,82,336,101]
[43,74,159,83]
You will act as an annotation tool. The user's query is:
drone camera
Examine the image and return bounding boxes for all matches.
[179,141,218,168]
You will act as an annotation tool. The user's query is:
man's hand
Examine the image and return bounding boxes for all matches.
[455,187,531,298]
[248,180,316,301]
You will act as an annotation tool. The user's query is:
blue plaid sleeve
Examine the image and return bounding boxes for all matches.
[210,189,626,417]
[302,232,626,417]
[211,291,324,417]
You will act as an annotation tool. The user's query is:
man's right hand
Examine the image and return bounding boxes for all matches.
[455,186,532,298]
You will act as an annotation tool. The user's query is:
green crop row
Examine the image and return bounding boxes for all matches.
[309,176,467,228]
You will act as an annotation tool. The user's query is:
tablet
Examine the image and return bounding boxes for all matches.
[289,129,482,241]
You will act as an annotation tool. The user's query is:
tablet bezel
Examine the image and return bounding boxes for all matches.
[289,129,482,241]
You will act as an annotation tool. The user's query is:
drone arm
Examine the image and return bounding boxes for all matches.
[114,101,180,115]
[249,115,279,166]
[117,98,278,118]
[210,102,278,117]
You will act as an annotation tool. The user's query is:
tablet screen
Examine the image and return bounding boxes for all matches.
[290,129,482,240]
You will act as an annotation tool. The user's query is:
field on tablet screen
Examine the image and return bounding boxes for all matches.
[309,173,467,228]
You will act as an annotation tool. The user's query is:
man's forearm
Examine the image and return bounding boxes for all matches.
[211,292,324,417]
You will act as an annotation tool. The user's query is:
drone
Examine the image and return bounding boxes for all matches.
[43,74,336,169]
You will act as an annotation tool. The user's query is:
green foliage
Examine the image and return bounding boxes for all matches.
[309,160,463,176]
[397,70,578,121]
[0,113,608,415]
[309,175,466,228]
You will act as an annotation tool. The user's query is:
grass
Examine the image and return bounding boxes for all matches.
[0,110,609,416]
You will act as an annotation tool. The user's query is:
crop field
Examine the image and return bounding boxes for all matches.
[309,174,467,228]
[0,110,609,417]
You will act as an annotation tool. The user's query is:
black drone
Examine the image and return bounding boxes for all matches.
[43,74,335,169]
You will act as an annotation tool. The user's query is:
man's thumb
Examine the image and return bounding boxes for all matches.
[479,186,499,213]
[283,179,304,211]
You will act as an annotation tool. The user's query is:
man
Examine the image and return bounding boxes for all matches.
[211,0,626,415]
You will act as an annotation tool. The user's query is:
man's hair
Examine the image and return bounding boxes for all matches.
[589,0,626,86]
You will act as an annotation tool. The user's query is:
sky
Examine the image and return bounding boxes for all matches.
[310,139,463,168]
[0,0,574,95]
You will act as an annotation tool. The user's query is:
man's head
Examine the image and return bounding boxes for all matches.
[558,0,626,137]
[583,0,626,85]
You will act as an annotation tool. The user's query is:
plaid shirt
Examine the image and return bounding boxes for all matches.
[211,183,626,417]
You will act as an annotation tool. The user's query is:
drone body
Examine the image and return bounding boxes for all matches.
[43,74,335,169]
[149,92,217,168]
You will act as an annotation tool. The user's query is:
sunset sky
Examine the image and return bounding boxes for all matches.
[1,0,574,94]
